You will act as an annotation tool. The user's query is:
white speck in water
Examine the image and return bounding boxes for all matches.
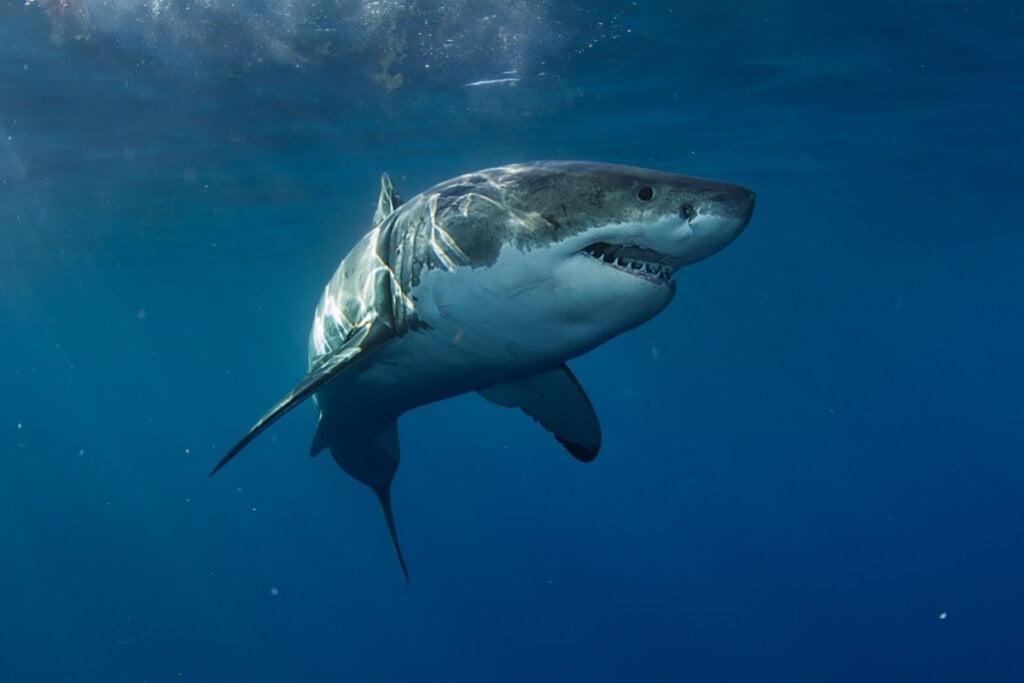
[939,611,947,620]
[16,422,22,430]
[651,346,660,360]
[270,587,279,596]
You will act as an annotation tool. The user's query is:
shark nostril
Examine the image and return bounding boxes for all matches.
[680,203,695,221]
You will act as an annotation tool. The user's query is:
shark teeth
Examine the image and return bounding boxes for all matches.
[581,242,678,284]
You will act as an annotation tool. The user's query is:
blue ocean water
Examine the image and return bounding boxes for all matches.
[1,1,1022,680]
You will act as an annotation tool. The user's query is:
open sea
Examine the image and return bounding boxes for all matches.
[1,1,1022,681]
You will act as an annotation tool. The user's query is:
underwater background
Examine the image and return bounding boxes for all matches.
[1,1,1022,681]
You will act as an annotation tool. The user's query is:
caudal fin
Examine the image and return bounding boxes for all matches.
[375,487,409,582]
[324,417,410,581]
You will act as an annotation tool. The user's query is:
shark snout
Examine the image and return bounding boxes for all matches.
[677,184,754,265]
[688,186,755,226]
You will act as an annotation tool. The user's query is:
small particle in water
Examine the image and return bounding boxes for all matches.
[939,611,947,620]
[16,422,22,430]
[136,309,146,320]
[78,449,85,458]
[270,587,279,596]
[184,448,191,455]
[651,346,660,360]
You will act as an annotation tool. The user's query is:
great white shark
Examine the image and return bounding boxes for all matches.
[212,161,755,580]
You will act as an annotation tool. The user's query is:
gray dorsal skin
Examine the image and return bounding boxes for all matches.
[213,161,755,580]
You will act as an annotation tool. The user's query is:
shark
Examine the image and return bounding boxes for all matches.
[212,161,755,580]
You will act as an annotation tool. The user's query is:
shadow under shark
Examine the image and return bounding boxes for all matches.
[212,161,755,580]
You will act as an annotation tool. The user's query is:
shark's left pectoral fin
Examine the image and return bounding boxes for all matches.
[479,364,602,462]
[210,322,393,476]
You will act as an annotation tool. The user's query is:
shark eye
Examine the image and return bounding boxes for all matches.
[637,186,654,201]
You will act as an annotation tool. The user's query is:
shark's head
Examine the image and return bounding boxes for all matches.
[493,161,752,325]
[400,160,754,368]
[497,160,752,269]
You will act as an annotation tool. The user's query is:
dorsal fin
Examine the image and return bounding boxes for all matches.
[373,173,403,226]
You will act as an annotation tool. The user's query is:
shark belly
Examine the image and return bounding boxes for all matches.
[407,243,675,374]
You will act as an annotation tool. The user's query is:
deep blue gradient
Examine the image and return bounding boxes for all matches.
[1,1,1022,681]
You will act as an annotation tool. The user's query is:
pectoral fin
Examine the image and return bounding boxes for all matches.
[211,321,393,476]
[479,364,601,462]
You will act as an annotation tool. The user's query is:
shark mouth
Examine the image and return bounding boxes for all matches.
[581,242,680,284]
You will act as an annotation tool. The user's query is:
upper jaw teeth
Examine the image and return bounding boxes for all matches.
[581,242,678,283]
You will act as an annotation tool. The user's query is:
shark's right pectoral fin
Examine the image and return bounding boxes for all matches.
[211,322,393,477]
[479,364,602,462]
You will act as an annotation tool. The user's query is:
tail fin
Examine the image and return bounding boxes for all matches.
[323,417,410,581]
[375,487,409,582]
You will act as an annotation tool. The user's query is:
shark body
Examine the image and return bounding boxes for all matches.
[212,161,755,579]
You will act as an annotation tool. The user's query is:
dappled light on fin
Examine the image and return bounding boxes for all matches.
[211,320,394,477]
[479,364,601,463]
[373,173,403,226]
[210,357,344,476]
